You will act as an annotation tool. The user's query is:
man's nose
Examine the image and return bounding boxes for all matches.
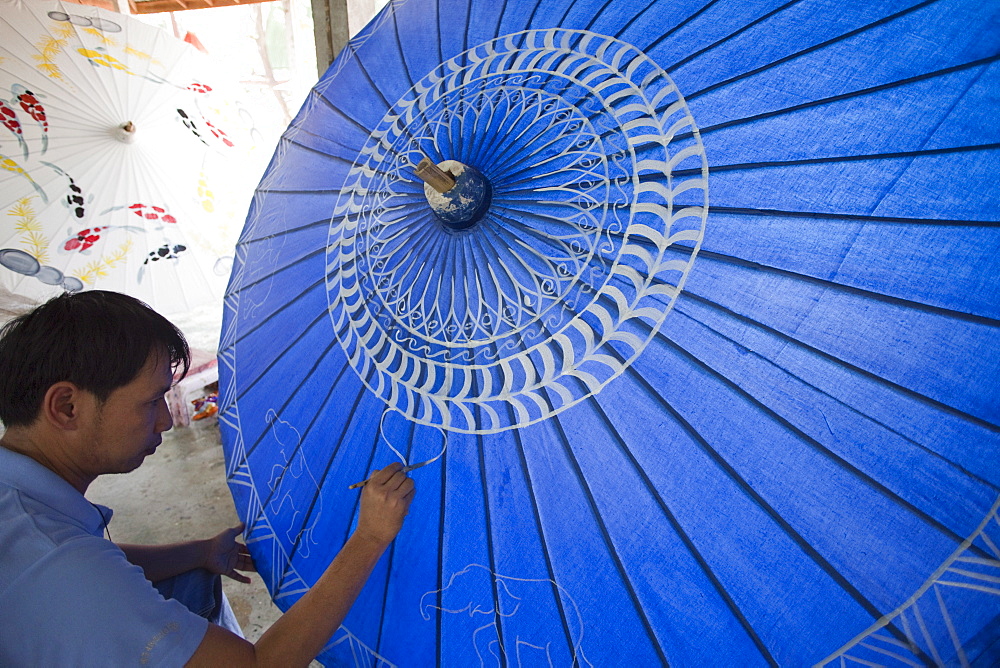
[156,397,173,432]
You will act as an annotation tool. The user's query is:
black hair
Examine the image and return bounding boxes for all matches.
[0,291,190,428]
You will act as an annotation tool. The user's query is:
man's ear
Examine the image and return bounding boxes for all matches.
[42,382,87,430]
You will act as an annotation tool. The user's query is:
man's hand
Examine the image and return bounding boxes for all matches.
[202,523,256,584]
[187,467,416,667]
[355,462,416,547]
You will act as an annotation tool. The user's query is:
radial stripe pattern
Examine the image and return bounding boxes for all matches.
[219,0,1000,665]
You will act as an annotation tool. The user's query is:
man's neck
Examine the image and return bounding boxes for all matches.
[1,429,94,494]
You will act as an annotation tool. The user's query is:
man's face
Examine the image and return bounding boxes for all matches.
[80,351,174,475]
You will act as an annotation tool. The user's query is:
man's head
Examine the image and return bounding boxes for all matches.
[0,291,190,429]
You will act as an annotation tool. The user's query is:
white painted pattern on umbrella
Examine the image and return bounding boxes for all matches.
[327,29,709,434]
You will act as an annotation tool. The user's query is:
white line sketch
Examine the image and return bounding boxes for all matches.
[379,407,448,470]
[326,28,708,434]
[325,626,397,668]
[217,300,311,602]
[264,409,323,560]
[820,495,1000,667]
[420,564,593,667]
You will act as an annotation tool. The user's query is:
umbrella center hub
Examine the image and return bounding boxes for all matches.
[421,160,492,231]
[113,121,137,143]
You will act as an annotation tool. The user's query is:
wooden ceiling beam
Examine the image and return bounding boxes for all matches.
[61,0,275,15]
[128,0,273,14]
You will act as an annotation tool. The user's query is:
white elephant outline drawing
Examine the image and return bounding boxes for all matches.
[420,563,593,667]
[264,409,322,559]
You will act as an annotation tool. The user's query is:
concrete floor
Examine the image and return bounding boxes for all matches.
[87,416,286,646]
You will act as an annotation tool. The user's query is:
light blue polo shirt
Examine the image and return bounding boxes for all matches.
[0,446,208,666]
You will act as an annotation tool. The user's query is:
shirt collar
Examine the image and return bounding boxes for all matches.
[0,445,113,536]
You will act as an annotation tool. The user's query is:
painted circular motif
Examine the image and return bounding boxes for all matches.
[327,29,709,433]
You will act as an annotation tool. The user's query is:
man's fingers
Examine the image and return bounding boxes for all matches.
[225,570,253,584]
[368,462,404,486]
[383,468,414,491]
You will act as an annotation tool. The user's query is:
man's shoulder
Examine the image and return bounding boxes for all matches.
[0,491,209,666]
[0,484,110,592]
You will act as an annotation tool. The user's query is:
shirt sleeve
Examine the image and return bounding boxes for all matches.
[1,534,208,667]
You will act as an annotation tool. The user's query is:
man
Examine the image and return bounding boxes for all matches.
[0,291,415,666]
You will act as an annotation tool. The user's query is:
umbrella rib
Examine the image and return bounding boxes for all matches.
[279,135,358,166]
[615,350,922,654]
[278,380,375,584]
[507,320,778,666]
[617,0,723,51]
[273,120,430,184]
[647,249,1000,431]
[266,344,388,593]
[490,0,510,48]
[550,0,576,27]
[344,51,392,117]
[580,0,618,31]
[306,87,377,140]
[305,85,430,172]
[388,10,416,92]
[678,53,1000,141]
[656,313,996,557]
[507,420,583,665]
[255,187,345,196]
[676,143,1000,177]
[540,393,672,666]
[629,258,1000,437]
[495,293,640,654]
[673,292,1000,486]
[488,208,595,264]
[479,216,569,305]
[706,205,1000,228]
[472,382,511,664]
[460,0,471,54]
[686,245,1000,329]
[229,308,330,412]
[374,418,417,659]
[464,87,517,168]
[227,246,324,294]
[582,394,780,665]
[574,220,999,332]
[553,273,995,556]
[469,231,526,336]
[58,11,125,125]
[682,0,942,101]
[521,0,548,31]
[657,306,994,552]
[489,203,594,240]
[233,335,343,515]
[672,289,1000,440]
[236,219,328,246]
[435,420,447,668]
[229,211,441,357]
[598,274,995,543]
[661,0,808,72]
[525,280,930,658]
[433,0,444,66]
[351,51,427,153]
[478,98,570,178]
[489,112,602,186]
[228,274,326,347]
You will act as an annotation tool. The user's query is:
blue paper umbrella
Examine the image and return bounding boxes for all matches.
[219,0,1000,665]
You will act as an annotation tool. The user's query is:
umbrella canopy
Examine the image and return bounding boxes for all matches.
[0,0,260,316]
[219,0,1000,665]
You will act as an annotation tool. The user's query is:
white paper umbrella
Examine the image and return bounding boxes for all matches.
[0,0,261,316]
